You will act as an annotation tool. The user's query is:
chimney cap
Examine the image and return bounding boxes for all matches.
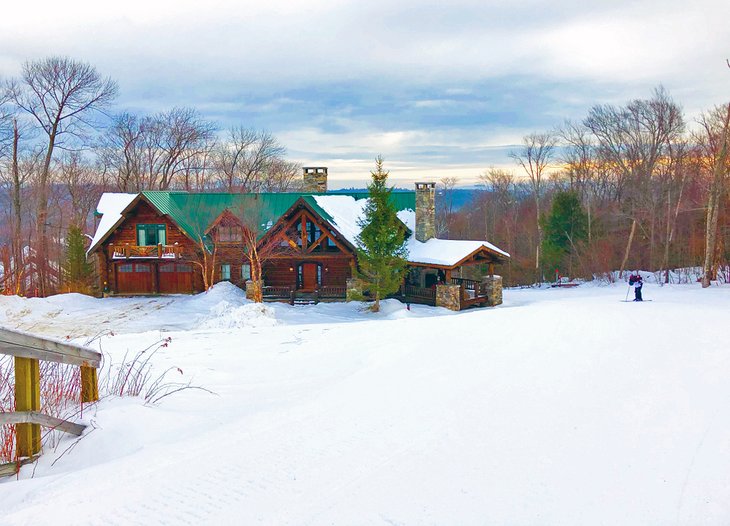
[415,182,436,189]
[303,166,328,174]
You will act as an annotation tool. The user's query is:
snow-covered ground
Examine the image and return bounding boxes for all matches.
[2,282,730,525]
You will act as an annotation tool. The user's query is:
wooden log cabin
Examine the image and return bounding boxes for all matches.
[87,169,510,309]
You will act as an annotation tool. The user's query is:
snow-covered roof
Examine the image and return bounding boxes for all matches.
[87,193,138,255]
[314,195,510,267]
[406,238,507,266]
[312,195,368,246]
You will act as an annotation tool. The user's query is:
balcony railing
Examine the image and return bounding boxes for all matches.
[109,244,182,259]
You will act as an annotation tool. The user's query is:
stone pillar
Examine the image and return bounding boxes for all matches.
[481,275,503,306]
[302,167,328,193]
[436,283,461,311]
[245,279,263,301]
[415,182,436,242]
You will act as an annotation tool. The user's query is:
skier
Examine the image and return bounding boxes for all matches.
[628,272,643,301]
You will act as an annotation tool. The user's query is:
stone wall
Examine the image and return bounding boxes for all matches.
[436,283,461,311]
[415,182,436,242]
[481,275,503,306]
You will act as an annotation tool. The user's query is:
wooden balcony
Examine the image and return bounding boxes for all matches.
[109,244,183,260]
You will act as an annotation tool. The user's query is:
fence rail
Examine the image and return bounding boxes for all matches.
[0,327,100,469]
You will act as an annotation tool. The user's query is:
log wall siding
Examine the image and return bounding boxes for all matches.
[97,198,356,295]
[264,257,354,289]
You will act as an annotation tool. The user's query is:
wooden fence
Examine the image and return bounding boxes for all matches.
[0,328,101,473]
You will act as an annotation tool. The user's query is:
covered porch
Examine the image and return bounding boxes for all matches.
[400,240,509,310]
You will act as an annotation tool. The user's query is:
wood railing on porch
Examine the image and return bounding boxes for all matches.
[261,286,347,303]
[109,244,182,259]
[401,284,437,305]
[451,277,489,306]
[0,328,101,476]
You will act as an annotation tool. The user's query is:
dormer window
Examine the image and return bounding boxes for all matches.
[218,225,242,243]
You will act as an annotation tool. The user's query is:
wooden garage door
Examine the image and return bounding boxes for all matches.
[159,262,193,294]
[116,262,153,294]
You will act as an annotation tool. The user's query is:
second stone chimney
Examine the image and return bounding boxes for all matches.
[302,167,328,193]
[415,182,436,242]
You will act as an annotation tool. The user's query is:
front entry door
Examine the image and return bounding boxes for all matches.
[299,263,319,291]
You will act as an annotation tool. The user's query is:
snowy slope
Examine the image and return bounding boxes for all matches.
[2,283,730,525]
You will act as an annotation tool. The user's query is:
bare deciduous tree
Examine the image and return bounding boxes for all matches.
[10,57,117,295]
[584,87,684,277]
[58,152,98,228]
[697,104,730,287]
[213,127,287,192]
[510,132,557,282]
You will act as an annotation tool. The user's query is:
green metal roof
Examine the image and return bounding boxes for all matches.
[141,190,415,246]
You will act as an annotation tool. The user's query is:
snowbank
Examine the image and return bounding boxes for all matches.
[202,301,277,329]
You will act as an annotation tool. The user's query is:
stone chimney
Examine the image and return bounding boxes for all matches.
[302,167,328,193]
[415,182,436,242]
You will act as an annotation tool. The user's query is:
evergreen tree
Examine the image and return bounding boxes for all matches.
[541,191,588,279]
[63,225,94,292]
[354,157,409,312]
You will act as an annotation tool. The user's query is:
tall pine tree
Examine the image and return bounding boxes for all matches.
[541,191,588,279]
[62,225,94,292]
[354,157,409,312]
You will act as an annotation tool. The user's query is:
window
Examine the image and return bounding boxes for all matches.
[119,263,133,273]
[307,219,321,244]
[220,264,231,281]
[241,264,251,281]
[218,225,242,243]
[136,224,166,246]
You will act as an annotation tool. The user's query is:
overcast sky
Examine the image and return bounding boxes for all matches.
[1,0,728,187]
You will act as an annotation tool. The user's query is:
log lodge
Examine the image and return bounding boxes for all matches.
[87,168,510,310]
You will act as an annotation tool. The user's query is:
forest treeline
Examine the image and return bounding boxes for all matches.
[0,57,728,295]
[0,57,302,296]
[438,86,730,288]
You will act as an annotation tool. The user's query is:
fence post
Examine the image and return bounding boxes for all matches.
[81,366,99,403]
[15,357,41,457]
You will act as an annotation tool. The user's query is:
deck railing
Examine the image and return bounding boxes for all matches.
[318,286,347,299]
[110,244,182,259]
[451,277,487,299]
[262,286,292,300]
[402,284,436,305]
[262,286,347,302]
